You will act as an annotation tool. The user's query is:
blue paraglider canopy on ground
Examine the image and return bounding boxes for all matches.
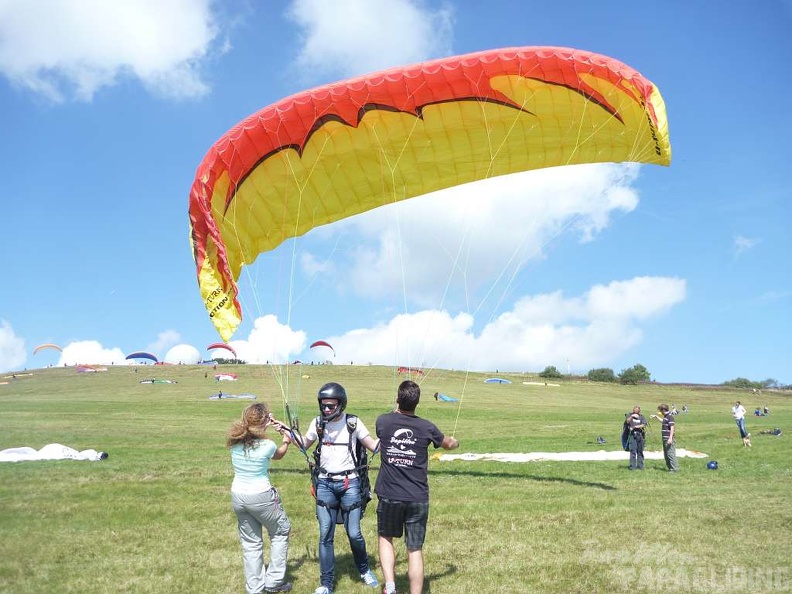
[434,392,459,402]
[484,377,511,384]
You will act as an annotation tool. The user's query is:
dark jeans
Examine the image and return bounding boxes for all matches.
[629,432,645,469]
[736,417,748,438]
[315,477,370,588]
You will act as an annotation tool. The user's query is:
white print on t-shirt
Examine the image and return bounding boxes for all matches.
[385,427,417,466]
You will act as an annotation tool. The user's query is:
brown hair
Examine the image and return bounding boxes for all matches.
[658,403,669,413]
[226,403,271,452]
[397,380,421,412]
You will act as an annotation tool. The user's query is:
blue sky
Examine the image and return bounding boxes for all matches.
[1,0,790,384]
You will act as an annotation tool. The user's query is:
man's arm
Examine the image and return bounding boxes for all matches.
[441,436,459,450]
[360,434,380,453]
[299,418,318,450]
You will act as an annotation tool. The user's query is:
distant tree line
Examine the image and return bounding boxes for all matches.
[538,364,651,385]
[581,369,789,389]
[721,377,787,390]
[213,357,246,365]
[212,358,788,389]
[585,364,651,385]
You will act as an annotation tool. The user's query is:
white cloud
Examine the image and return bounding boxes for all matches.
[300,252,335,277]
[0,0,220,102]
[0,320,27,373]
[309,163,641,309]
[9,273,684,375]
[60,341,126,366]
[586,277,686,320]
[734,234,759,257]
[164,343,201,365]
[147,330,182,359]
[231,314,307,364]
[287,0,453,78]
[322,276,686,372]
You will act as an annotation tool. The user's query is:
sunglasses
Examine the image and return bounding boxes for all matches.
[320,402,338,410]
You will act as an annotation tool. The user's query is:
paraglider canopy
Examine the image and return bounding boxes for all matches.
[125,351,158,363]
[189,45,671,341]
[484,377,511,384]
[33,343,62,355]
[206,342,237,358]
[309,340,335,357]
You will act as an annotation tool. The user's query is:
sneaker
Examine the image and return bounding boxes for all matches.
[264,583,293,593]
[383,588,398,594]
[361,570,379,588]
[313,587,333,594]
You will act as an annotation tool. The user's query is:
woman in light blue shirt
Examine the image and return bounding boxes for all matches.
[227,403,293,593]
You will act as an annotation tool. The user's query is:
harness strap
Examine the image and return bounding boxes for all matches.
[311,414,372,516]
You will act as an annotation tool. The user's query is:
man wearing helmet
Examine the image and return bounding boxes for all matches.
[303,382,381,594]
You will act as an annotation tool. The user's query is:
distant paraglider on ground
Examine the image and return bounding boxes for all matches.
[434,392,459,403]
[485,377,512,384]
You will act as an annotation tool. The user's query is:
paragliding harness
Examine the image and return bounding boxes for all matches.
[312,414,373,521]
[621,415,631,451]
[622,412,648,451]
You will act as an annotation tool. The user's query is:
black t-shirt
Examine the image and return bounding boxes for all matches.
[374,411,445,503]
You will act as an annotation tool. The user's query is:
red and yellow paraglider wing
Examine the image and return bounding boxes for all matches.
[33,343,62,355]
[190,46,671,341]
[207,341,237,358]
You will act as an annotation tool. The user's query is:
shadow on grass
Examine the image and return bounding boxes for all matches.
[271,466,616,490]
[283,548,313,589]
[322,552,383,586]
[332,552,458,593]
[425,562,457,592]
[433,467,617,490]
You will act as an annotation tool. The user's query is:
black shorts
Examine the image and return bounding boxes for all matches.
[376,498,429,551]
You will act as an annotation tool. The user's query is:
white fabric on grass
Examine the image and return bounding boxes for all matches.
[437,449,708,462]
[0,443,108,462]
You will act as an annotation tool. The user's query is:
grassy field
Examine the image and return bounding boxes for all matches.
[1,364,790,594]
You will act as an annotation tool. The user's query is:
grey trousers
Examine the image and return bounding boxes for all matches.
[232,489,291,594]
[663,439,678,472]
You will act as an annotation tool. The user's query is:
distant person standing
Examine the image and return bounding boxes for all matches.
[732,401,748,440]
[626,405,647,470]
[374,380,460,594]
[654,403,678,472]
[226,403,293,593]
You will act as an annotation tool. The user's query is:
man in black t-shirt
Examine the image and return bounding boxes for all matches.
[374,380,459,594]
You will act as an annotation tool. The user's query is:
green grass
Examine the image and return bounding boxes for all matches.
[1,365,790,593]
